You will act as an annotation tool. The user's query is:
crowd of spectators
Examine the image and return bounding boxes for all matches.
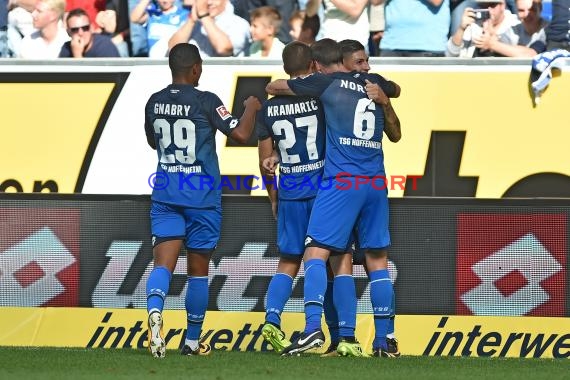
[0,0,568,58]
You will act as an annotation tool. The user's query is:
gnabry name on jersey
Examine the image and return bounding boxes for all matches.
[266,99,319,117]
[154,103,191,116]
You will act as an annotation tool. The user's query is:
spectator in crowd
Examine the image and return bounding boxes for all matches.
[96,0,131,56]
[59,8,120,57]
[233,0,298,44]
[379,0,451,57]
[18,0,69,58]
[368,2,384,56]
[168,0,250,57]
[6,0,36,57]
[131,0,189,57]
[1,0,7,57]
[127,0,148,55]
[65,0,107,32]
[305,0,372,51]
[288,10,319,45]
[249,5,284,57]
[545,0,570,50]
[451,0,517,34]
[486,0,548,56]
[446,0,521,57]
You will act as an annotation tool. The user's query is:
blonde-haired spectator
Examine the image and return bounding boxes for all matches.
[18,0,70,58]
[249,5,284,57]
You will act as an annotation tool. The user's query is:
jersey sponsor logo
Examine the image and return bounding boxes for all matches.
[0,208,80,306]
[216,105,231,120]
[456,214,566,316]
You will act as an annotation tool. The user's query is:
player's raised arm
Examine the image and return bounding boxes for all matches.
[230,96,262,143]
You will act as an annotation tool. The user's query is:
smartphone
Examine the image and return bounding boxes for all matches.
[472,9,491,25]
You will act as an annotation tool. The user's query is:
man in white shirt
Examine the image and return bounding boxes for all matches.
[18,0,69,58]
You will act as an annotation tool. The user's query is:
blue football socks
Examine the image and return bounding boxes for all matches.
[265,272,294,327]
[333,274,357,339]
[185,276,209,340]
[369,269,393,350]
[146,266,171,314]
[303,258,327,334]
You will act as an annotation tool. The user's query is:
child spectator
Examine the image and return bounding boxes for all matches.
[249,5,284,57]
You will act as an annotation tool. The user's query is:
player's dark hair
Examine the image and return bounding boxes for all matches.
[311,38,342,67]
[339,39,365,59]
[169,43,202,76]
[282,41,312,76]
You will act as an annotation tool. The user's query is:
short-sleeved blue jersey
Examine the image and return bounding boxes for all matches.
[287,72,386,179]
[257,95,326,200]
[144,84,240,208]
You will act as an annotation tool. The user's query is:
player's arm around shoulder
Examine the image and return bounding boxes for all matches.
[230,96,262,143]
[364,79,401,143]
[266,80,295,96]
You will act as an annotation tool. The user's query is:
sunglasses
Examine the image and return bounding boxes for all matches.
[69,25,90,34]
[477,2,502,7]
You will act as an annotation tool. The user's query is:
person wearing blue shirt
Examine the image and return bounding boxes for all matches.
[143,43,261,358]
[266,38,401,357]
[257,41,327,354]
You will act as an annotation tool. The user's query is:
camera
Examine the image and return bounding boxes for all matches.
[473,9,491,25]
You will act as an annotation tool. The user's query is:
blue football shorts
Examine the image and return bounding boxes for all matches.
[150,201,221,253]
[277,197,315,260]
[306,177,391,252]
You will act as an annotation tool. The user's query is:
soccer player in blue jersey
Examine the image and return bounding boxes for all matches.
[338,38,401,358]
[143,43,261,358]
[257,41,328,354]
[267,38,401,357]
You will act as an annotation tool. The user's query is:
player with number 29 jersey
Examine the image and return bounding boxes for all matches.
[144,84,240,208]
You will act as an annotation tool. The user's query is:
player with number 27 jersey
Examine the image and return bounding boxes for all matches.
[257,95,326,200]
[144,84,240,208]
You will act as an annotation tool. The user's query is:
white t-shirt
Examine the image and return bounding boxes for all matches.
[18,27,70,59]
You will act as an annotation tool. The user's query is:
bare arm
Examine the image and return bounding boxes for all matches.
[330,0,369,19]
[305,0,322,17]
[487,37,539,57]
[200,16,234,56]
[258,138,279,219]
[365,79,401,142]
[381,100,401,142]
[229,96,262,143]
[130,0,150,24]
[266,80,296,96]
[168,17,196,49]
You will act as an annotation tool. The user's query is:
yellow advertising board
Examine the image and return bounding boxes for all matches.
[1,63,568,197]
[1,307,568,358]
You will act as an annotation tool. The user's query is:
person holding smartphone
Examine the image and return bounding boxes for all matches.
[446,0,520,57]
